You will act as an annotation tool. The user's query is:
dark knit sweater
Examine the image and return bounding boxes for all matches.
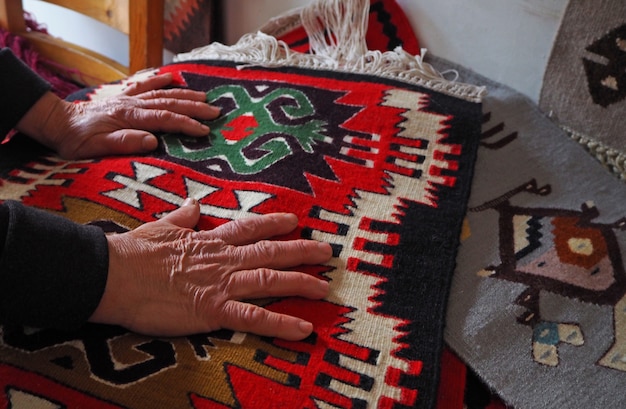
[0,49,108,329]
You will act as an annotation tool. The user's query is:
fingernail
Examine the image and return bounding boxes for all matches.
[299,321,313,334]
[142,134,158,151]
[208,105,221,115]
[182,198,197,207]
[272,213,298,227]
[318,280,330,296]
[200,124,210,133]
[283,213,298,224]
[318,242,332,256]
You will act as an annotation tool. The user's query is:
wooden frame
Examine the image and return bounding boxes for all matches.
[0,0,163,86]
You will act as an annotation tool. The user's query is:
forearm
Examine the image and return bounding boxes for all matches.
[15,90,69,150]
[0,48,51,138]
[0,201,109,329]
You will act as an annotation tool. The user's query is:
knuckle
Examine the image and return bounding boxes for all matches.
[222,242,242,267]
[223,268,241,293]
[255,240,277,261]
[153,109,174,122]
[144,90,161,99]
[171,236,223,275]
[106,102,127,117]
[238,303,267,327]
[255,268,279,289]
[190,286,207,312]
[122,83,140,95]
[292,239,310,255]
[229,217,260,242]
[116,130,133,145]
[155,97,177,108]
[190,289,222,332]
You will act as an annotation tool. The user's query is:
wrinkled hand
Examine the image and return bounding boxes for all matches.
[17,73,220,159]
[89,200,333,341]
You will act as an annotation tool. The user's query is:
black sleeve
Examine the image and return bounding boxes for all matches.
[0,201,109,329]
[0,49,109,330]
[0,48,52,138]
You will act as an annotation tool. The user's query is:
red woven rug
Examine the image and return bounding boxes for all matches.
[0,2,484,408]
[164,0,222,53]
[262,0,420,55]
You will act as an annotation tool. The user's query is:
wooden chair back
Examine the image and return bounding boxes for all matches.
[0,0,163,86]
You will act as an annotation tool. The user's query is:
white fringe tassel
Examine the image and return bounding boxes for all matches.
[566,126,626,182]
[174,0,486,102]
[301,0,369,62]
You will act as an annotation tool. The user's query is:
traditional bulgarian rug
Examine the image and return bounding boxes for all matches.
[0,1,485,408]
[259,6,476,408]
[164,0,222,53]
[539,0,626,181]
[432,51,626,409]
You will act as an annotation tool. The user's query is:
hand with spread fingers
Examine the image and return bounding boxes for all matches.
[0,48,333,341]
[89,200,333,341]
[15,73,220,159]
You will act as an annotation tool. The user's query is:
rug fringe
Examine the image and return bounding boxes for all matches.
[174,0,486,102]
[301,0,369,62]
[565,126,626,182]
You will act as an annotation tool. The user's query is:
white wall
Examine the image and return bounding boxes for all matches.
[22,0,175,66]
[224,0,569,102]
[24,0,569,102]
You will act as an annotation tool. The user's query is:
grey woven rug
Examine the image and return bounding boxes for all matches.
[539,0,626,180]
[429,53,626,409]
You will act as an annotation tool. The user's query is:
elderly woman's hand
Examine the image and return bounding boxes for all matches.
[16,73,219,159]
[89,200,333,341]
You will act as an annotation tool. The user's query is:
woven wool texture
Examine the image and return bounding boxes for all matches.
[539,0,626,181]
[164,0,220,53]
[0,1,484,408]
[434,52,626,409]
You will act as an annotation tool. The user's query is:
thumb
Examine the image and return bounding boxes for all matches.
[101,129,159,155]
[159,199,201,229]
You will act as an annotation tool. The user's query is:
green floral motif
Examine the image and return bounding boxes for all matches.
[163,84,328,175]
